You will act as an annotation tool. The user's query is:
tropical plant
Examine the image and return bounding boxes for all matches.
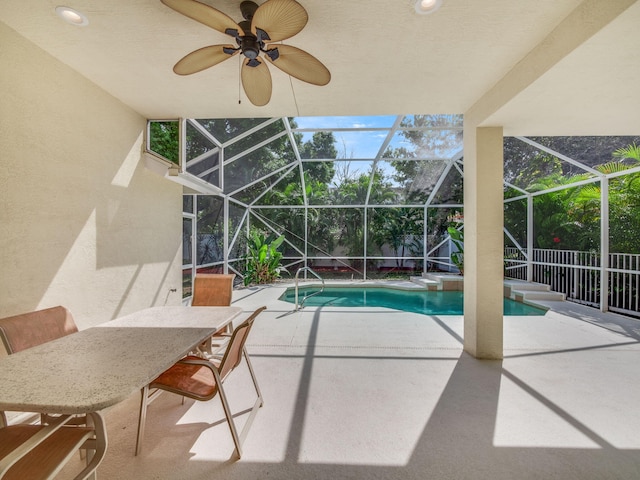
[242,229,285,286]
[447,226,464,274]
[613,142,640,162]
[370,208,423,267]
[501,141,640,254]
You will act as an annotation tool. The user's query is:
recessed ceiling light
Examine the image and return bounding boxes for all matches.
[415,0,443,15]
[55,6,89,26]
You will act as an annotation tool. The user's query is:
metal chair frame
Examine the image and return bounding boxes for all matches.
[135,306,266,458]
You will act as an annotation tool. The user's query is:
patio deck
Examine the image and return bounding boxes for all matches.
[63,284,640,479]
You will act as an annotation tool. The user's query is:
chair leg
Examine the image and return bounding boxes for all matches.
[135,385,150,456]
[212,350,264,459]
[243,347,264,408]
[83,413,94,466]
[213,369,244,459]
[235,351,263,450]
[134,386,174,456]
[75,411,108,480]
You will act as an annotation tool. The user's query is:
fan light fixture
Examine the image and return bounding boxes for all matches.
[55,6,89,26]
[415,0,443,15]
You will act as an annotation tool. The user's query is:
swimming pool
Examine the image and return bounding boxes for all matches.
[279,285,547,316]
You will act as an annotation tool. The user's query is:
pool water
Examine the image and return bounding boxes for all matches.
[279,286,547,316]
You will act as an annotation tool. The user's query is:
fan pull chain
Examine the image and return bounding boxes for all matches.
[238,55,242,104]
[290,75,300,116]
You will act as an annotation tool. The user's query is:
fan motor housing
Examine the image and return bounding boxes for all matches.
[240,36,260,60]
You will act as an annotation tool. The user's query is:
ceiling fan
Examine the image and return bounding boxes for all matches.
[161,0,331,106]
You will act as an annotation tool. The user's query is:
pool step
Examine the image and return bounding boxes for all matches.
[411,275,565,301]
[409,276,439,289]
[411,274,462,291]
[504,280,566,302]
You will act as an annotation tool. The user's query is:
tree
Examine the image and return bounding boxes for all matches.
[149,121,179,164]
[384,115,463,205]
[382,115,464,247]
[331,169,396,268]
[598,144,640,253]
[370,208,423,267]
[298,131,338,184]
[504,136,640,183]
[257,131,338,258]
[504,142,640,253]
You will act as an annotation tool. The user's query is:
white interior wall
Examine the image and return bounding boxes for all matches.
[0,22,183,335]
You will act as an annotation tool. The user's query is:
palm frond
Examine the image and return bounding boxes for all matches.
[596,161,635,175]
[613,143,640,162]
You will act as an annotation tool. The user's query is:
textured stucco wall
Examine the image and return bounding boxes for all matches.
[0,22,183,331]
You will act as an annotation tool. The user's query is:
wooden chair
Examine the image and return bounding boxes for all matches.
[135,306,266,458]
[0,411,107,480]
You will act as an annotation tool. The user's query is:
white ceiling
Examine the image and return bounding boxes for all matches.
[2,0,638,136]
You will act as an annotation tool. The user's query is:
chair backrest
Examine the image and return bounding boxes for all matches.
[219,306,266,380]
[0,306,78,354]
[191,274,236,306]
[0,411,106,480]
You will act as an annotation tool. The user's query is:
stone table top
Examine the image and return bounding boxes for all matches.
[0,306,242,415]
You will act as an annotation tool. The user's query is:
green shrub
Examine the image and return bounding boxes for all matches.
[243,229,285,286]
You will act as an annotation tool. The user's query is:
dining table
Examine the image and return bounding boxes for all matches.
[0,305,242,478]
[0,305,242,415]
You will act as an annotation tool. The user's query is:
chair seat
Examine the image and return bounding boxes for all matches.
[151,355,220,400]
[0,424,93,480]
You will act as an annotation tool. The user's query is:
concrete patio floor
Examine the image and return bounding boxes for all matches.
[64,283,640,479]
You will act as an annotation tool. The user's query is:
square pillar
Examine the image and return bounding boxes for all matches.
[463,126,504,359]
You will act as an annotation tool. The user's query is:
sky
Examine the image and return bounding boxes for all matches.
[293,115,404,160]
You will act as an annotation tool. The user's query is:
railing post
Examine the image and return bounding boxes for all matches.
[601,177,609,312]
[571,251,583,298]
[527,194,533,283]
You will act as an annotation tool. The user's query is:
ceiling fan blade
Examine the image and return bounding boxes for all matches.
[266,44,330,86]
[173,45,238,75]
[161,0,241,37]
[241,59,272,106]
[251,0,308,42]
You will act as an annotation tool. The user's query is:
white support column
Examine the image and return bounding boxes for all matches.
[223,196,229,274]
[304,205,308,270]
[363,208,368,279]
[187,196,196,288]
[179,118,186,174]
[243,211,250,276]
[600,177,609,312]
[423,206,428,273]
[463,126,504,360]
